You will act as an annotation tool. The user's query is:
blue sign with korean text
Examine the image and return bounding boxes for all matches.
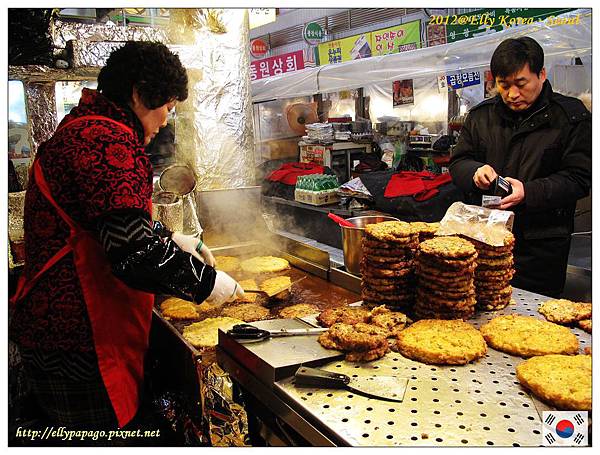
[447,71,481,90]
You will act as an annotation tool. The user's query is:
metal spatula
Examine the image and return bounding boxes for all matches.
[294,366,408,402]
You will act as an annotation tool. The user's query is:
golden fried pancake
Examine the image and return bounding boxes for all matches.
[236,279,258,303]
[368,305,409,336]
[363,238,418,250]
[160,297,199,321]
[416,262,477,277]
[364,259,414,270]
[182,317,244,348]
[410,221,440,237]
[538,299,592,325]
[413,306,475,321]
[361,265,413,279]
[364,221,414,242]
[419,236,477,259]
[346,343,389,362]
[578,319,592,333]
[416,253,477,270]
[317,306,371,327]
[322,323,389,351]
[516,355,591,410]
[362,246,415,257]
[260,276,292,296]
[278,304,320,319]
[396,319,486,365]
[222,303,270,322]
[215,256,240,273]
[480,315,579,357]
[240,256,290,274]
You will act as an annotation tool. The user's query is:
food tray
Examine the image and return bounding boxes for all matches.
[274,288,591,447]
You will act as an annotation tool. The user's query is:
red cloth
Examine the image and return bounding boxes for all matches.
[266,162,324,186]
[384,171,452,201]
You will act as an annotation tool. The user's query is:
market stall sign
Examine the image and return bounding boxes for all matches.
[445,8,576,43]
[249,8,276,30]
[446,71,481,90]
[317,33,372,65]
[303,22,325,45]
[250,38,269,59]
[250,50,305,81]
[371,20,421,56]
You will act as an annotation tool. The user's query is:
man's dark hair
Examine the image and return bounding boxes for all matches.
[98,41,188,109]
[490,37,544,79]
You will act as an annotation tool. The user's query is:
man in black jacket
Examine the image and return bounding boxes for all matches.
[449,37,591,297]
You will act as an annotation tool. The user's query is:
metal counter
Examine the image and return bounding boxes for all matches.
[218,288,591,447]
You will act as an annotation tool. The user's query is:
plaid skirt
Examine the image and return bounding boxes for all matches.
[20,348,118,429]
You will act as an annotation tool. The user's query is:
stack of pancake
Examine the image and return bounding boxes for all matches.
[469,232,515,310]
[414,236,477,320]
[360,221,419,311]
[409,221,440,243]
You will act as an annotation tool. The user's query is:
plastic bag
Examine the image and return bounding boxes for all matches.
[436,202,514,246]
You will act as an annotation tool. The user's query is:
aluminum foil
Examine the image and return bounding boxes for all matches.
[151,191,184,232]
[68,40,124,68]
[8,65,99,83]
[51,18,166,49]
[200,360,249,447]
[23,82,57,161]
[167,9,256,190]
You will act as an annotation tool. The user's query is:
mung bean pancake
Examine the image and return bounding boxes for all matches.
[578,319,592,333]
[182,317,244,348]
[215,256,240,273]
[240,256,290,274]
[516,354,591,410]
[480,315,579,357]
[160,297,199,321]
[222,303,270,322]
[419,236,477,259]
[364,221,413,243]
[317,306,371,327]
[237,279,259,303]
[538,299,592,325]
[278,304,320,319]
[396,319,486,365]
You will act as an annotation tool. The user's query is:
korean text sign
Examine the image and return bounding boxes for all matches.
[250,50,305,81]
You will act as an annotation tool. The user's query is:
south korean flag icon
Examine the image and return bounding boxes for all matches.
[542,411,588,446]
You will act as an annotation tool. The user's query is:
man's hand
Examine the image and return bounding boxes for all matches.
[498,177,525,210]
[473,165,498,190]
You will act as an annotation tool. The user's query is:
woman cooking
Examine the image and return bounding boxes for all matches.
[9,41,244,431]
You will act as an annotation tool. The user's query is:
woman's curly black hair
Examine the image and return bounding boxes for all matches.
[98,41,188,109]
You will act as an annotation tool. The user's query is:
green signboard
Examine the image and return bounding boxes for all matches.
[304,22,325,45]
[443,8,576,43]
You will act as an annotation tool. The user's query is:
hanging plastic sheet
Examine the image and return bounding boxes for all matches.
[252,9,591,102]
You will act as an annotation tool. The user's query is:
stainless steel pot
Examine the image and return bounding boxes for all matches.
[340,216,399,275]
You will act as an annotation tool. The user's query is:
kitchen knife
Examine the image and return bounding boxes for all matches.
[294,366,408,402]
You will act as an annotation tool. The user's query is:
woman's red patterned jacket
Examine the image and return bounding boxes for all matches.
[10,89,153,352]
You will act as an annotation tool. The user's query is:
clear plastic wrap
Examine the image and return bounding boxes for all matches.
[436,202,514,246]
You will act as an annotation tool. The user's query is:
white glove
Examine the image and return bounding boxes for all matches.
[207,271,245,305]
[171,231,216,267]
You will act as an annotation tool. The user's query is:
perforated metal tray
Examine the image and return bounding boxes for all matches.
[274,288,591,447]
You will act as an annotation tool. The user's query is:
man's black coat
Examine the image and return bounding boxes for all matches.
[449,81,591,296]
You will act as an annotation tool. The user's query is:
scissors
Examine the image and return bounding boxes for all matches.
[227,323,328,343]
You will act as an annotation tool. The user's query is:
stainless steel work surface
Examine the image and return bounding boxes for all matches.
[218,318,345,385]
[274,288,591,447]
